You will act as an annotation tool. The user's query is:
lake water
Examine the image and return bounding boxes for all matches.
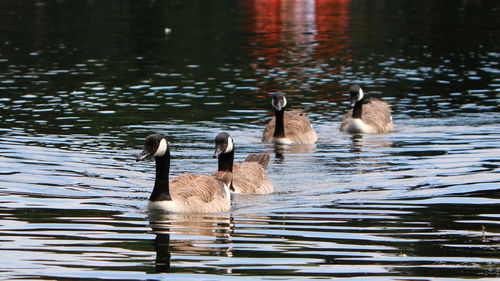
[1,0,499,280]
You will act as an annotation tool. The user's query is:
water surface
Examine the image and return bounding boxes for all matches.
[0,0,499,280]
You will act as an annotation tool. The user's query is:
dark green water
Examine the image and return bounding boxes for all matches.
[0,0,499,280]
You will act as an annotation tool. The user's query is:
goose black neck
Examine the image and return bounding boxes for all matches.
[218,150,234,172]
[150,151,172,201]
[352,99,363,119]
[273,109,286,138]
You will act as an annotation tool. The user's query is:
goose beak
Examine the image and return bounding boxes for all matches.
[349,95,358,108]
[213,146,224,158]
[136,149,150,162]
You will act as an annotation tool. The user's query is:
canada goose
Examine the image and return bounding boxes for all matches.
[136,133,231,213]
[214,132,273,194]
[262,92,318,144]
[340,85,393,134]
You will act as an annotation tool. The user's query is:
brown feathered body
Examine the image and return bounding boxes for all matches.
[340,98,393,134]
[231,153,272,194]
[148,173,231,213]
[214,152,273,194]
[262,110,318,144]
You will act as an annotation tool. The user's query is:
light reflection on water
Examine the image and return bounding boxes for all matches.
[1,0,500,280]
[1,117,499,279]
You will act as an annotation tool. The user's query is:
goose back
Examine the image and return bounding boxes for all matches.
[244,153,271,170]
[231,157,273,194]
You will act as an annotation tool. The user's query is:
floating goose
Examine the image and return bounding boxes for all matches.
[262,92,318,144]
[136,133,231,213]
[214,132,273,194]
[340,85,393,134]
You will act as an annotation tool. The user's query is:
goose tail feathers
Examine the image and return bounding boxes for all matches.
[244,153,271,170]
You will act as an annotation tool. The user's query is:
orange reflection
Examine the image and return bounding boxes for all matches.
[241,0,351,102]
[315,0,350,59]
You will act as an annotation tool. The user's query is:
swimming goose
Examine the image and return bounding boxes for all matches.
[214,132,273,194]
[262,92,318,144]
[136,133,231,213]
[340,85,393,134]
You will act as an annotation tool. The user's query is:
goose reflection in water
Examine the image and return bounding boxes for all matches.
[270,143,317,163]
[348,134,393,153]
[147,211,234,273]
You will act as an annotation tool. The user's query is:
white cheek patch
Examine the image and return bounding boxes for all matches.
[358,88,364,101]
[153,138,168,157]
[282,96,287,108]
[225,136,234,153]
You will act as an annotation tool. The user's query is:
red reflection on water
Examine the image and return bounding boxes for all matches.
[314,0,350,59]
[241,0,351,100]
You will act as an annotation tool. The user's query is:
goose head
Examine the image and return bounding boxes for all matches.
[271,92,287,111]
[213,132,234,158]
[136,133,169,161]
[349,84,364,108]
